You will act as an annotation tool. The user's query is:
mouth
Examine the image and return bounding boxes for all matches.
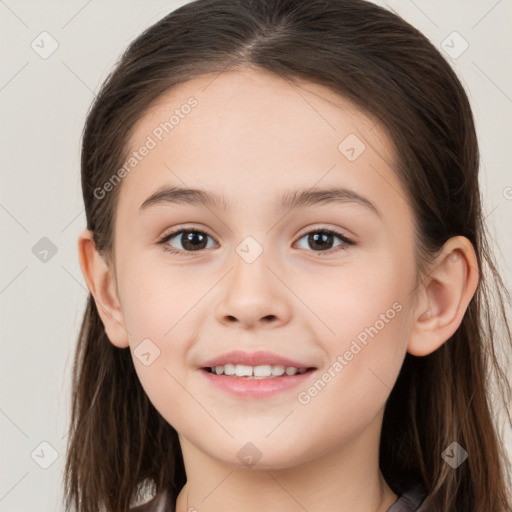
[202,364,316,378]
[197,350,318,398]
[199,364,317,399]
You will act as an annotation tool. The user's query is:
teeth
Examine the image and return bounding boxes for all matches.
[211,364,308,378]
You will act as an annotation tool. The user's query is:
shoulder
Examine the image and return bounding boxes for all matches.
[129,489,174,512]
[385,483,429,512]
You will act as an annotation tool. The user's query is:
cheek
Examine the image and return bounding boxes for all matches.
[303,247,414,349]
[118,253,205,342]
[122,275,199,429]
[292,304,411,454]
[115,258,203,405]
[297,249,415,413]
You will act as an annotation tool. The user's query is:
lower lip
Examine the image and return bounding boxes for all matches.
[199,368,316,399]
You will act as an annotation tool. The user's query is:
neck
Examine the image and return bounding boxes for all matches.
[176,472,397,512]
[175,412,397,512]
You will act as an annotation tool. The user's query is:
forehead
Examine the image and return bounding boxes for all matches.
[128,66,380,152]
[116,66,408,223]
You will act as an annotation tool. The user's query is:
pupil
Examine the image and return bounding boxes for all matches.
[182,231,206,251]
[309,232,333,250]
[180,231,334,252]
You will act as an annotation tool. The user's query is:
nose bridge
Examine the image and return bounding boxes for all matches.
[229,234,274,299]
[215,234,289,327]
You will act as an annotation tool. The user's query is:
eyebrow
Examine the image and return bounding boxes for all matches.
[139,185,380,217]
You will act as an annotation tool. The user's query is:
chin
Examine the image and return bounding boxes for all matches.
[209,441,316,471]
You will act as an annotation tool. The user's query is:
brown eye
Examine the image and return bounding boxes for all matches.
[295,230,354,253]
[159,229,217,254]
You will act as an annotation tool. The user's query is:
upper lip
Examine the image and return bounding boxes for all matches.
[200,350,315,370]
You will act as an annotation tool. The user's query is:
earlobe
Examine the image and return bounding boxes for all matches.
[77,228,130,348]
[407,236,479,357]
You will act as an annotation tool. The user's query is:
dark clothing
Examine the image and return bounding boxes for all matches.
[386,483,428,511]
[130,489,170,512]
[130,482,428,511]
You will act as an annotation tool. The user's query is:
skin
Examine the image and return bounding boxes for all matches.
[78,66,479,512]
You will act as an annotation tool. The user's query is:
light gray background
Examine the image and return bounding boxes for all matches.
[1,1,511,511]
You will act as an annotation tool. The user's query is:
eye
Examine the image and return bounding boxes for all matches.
[157,227,355,256]
[294,229,354,254]
[157,228,217,255]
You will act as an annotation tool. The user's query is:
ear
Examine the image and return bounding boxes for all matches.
[77,228,130,348]
[407,236,480,356]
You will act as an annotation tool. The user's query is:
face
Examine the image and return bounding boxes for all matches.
[110,67,418,469]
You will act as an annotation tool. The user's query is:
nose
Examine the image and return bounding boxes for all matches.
[214,251,291,329]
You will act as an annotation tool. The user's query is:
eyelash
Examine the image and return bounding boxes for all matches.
[156,226,355,257]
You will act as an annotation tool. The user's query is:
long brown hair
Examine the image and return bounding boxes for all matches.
[64,0,512,510]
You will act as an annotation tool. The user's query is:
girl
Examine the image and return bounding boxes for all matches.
[64,0,512,511]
